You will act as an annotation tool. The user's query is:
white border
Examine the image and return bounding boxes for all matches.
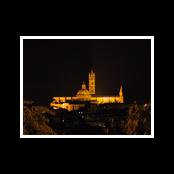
[20,36,154,138]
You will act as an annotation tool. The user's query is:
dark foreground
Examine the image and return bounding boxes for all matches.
[23,101,151,135]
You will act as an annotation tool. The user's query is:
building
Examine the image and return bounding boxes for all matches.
[50,69,124,111]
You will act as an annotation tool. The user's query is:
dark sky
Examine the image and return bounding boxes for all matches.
[23,39,151,105]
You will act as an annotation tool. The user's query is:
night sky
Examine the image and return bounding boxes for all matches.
[23,39,151,105]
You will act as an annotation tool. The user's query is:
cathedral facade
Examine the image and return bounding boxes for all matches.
[50,69,124,111]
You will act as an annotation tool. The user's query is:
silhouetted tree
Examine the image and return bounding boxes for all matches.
[124,102,151,135]
[23,105,57,135]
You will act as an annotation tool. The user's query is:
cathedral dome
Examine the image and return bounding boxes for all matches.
[76,81,91,98]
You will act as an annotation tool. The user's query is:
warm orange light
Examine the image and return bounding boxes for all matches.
[50,70,124,111]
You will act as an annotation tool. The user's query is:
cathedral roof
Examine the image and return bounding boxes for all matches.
[76,89,91,96]
[76,81,91,97]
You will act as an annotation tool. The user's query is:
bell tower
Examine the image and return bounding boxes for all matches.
[88,69,95,95]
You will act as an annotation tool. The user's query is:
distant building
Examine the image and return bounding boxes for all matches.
[50,69,124,111]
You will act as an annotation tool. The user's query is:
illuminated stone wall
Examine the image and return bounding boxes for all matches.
[50,102,86,111]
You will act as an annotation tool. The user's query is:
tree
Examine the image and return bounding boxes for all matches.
[124,102,151,135]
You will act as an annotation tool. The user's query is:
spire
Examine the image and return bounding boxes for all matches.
[119,85,124,103]
[89,68,94,75]
[119,85,123,97]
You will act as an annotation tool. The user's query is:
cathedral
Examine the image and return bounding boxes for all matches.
[50,69,124,111]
